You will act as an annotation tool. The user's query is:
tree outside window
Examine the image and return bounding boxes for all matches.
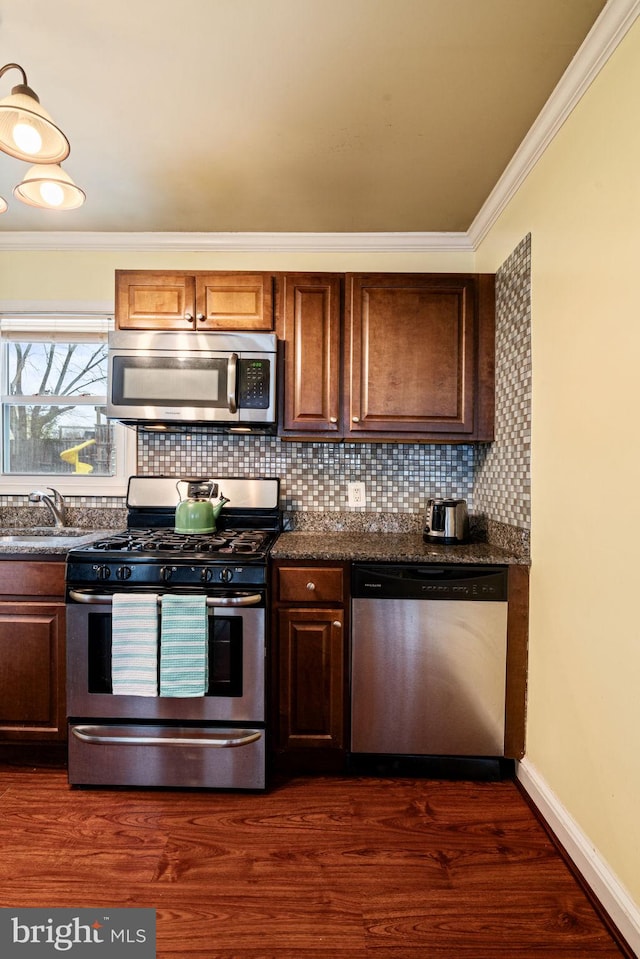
[3,339,115,476]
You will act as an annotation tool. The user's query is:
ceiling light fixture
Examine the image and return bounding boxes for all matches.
[0,62,84,212]
[0,62,69,163]
[14,163,85,210]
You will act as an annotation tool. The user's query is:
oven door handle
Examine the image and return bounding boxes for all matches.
[71,725,262,748]
[67,589,263,607]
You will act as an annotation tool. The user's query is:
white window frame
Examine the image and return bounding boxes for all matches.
[0,311,136,496]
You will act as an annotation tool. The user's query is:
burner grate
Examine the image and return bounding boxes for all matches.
[77,528,273,558]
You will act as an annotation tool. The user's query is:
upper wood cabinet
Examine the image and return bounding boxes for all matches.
[115,270,275,331]
[276,271,495,442]
[114,268,494,442]
[276,274,342,436]
[346,273,494,441]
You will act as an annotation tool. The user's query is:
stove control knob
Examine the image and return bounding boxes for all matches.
[200,567,213,583]
[115,566,132,581]
[160,566,176,582]
[93,564,111,581]
[219,567,234,583]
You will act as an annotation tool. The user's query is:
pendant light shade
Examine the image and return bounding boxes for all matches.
[0,196,7,213]
[0,64,70,163]
[0,63,85,214]
[14,163,86,210]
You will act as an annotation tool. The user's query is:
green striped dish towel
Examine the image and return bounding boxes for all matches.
[159,595,209,697]
[111,593,159,696]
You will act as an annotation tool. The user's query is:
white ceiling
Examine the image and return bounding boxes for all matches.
[0,0,610,235]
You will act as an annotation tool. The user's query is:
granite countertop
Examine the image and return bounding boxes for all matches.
[0,506,530,566]
[0,528,526,564]
[271,531,528,565]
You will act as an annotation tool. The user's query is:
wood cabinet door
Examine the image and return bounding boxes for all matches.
[0,602,66,741]
[277,274,342,434]
[115,271,196,330]
[196,273,274,330]
[277,607,345,752]
[346,273,477,436]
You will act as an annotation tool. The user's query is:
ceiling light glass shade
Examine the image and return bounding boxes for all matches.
[14,164,85,210]
[0,196,7,214]
[0,88,70,163]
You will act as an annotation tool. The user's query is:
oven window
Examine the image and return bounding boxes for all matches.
[86,611,243,697]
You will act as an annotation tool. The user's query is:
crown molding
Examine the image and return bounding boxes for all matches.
[0,230,473,254]
[468,0,640,248]
[0,0,637,256]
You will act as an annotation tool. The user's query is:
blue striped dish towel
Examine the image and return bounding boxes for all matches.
[111,593,159,696]
[159,595,209,697]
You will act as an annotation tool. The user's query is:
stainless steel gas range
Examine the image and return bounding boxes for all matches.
[65,476,280,790]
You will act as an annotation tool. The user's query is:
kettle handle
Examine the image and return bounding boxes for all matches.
[176,479,219,501]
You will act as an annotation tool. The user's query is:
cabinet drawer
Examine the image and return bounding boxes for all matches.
[277,567,344,604]
[0,561,65,597]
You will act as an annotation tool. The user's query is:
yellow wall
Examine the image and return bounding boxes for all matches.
[0,249,474,305]
[476,19,640,902]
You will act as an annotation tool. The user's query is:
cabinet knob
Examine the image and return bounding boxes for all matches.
[306,582,315,591]
[196,313,205,321]
[184,313,193,321]
[333,621,342,628]
[329,416,338,424]
[352,416,360,423]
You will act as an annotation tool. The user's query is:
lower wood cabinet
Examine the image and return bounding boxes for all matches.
[271,561,349,772]
[0,561,66,743]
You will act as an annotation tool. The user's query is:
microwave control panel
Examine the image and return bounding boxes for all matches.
[238,359,271,409]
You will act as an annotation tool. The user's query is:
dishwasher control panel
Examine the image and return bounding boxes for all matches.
[351,564,508,601]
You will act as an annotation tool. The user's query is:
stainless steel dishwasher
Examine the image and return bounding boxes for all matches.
[350,565,509,758]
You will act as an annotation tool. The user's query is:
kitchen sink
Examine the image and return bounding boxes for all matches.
[0,528,99,546]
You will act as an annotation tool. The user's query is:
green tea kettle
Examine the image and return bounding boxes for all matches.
[175,479,229,534]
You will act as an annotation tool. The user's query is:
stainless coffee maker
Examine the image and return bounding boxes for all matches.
[423,498,469,544]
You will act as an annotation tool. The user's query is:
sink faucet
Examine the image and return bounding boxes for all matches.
[28,487,67,528]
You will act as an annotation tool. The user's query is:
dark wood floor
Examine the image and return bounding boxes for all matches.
[0,763,630,958]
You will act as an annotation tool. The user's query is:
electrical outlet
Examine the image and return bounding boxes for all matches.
[347,481,366,507]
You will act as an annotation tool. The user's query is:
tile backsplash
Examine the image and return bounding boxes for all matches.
[137,434,476,514]
[1,239,531,543]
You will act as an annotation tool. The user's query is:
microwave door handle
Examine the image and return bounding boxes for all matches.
[227,353,238,414]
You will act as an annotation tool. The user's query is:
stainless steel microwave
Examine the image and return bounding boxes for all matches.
[107,330,277,431]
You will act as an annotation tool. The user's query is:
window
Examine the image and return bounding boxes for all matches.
[0,314,135,495]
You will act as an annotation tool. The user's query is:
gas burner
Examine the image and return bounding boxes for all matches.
[74,527,274,559]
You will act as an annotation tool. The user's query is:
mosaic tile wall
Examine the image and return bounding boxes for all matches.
[474,234,532,529]
[137,434,476,515]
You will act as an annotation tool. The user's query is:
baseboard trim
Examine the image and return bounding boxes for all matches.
[517,757,640,956]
